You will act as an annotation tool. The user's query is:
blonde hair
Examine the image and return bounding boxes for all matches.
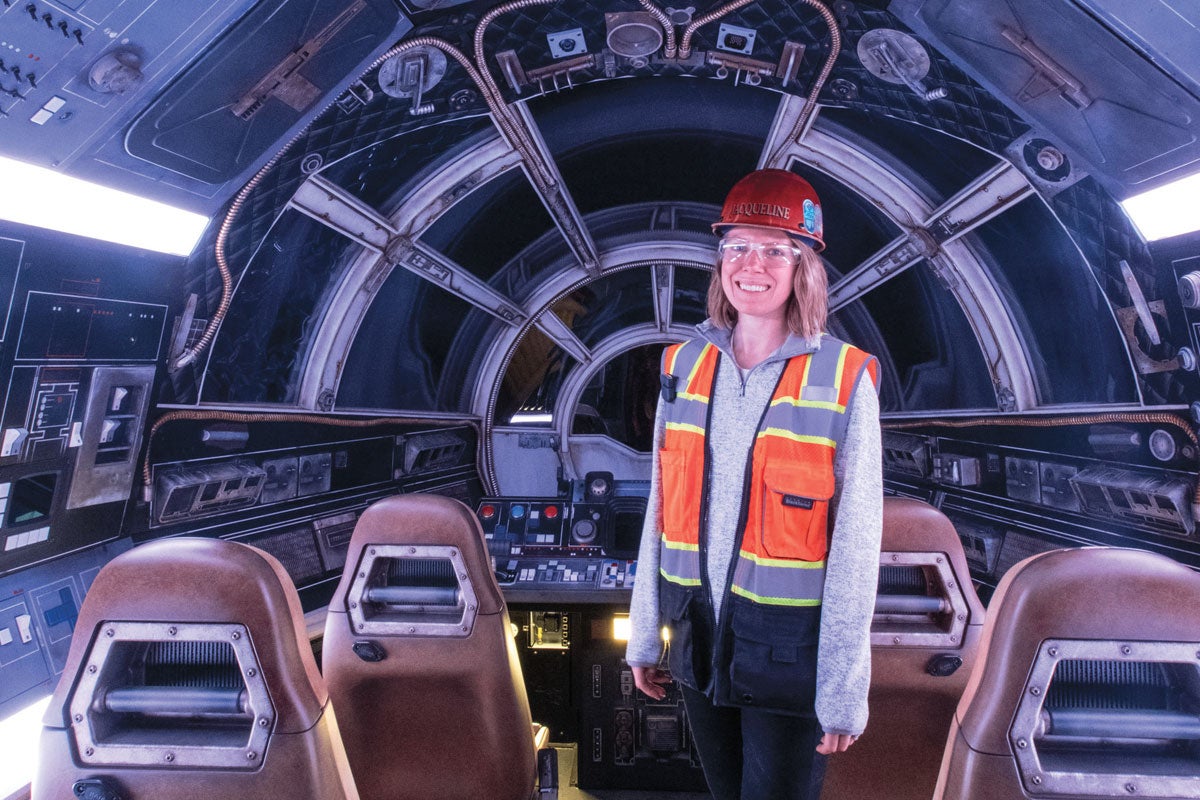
[706,239,828,338]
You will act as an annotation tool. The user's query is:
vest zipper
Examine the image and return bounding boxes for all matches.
[710,362,788,704]
[696,355,719,649]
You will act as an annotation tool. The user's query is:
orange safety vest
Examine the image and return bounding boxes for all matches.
[658,335,878,607]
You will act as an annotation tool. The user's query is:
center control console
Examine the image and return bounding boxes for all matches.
[475,485,645,603]
[475,475,707,791]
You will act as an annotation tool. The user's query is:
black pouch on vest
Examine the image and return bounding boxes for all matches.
[726,596,820,717]
[659,580,711,692]
[660,373,677,403]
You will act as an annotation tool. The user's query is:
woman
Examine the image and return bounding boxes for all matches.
[625,169,882,800]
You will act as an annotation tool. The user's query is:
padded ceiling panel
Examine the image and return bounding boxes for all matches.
[126,0,410,184]
[893,0,1200,195]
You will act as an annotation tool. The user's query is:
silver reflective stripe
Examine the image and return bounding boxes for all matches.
[665,340,713,430]
[731,553,827,606]
[799,385,838,404]
[660,541,702,585]
[761,402,842,437]
[804,338,848,391]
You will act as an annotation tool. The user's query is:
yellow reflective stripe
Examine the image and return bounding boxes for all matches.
[730,584,822,606]
[686,345,710,391]
[737,549,826,569]
[769,395,845,413]
[663,539,700,551]
[756,428,837,448]
[660,567,702,586]
[799,351,813,389]
[833,342,849,387]
[677,391,711,403]
[664,344,682,375]
[666,421,706,436]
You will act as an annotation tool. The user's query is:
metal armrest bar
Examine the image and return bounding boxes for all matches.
[102,686,250,716]
[1041,708,1200,741]
[874,594,950,615]
[365,585,460,606]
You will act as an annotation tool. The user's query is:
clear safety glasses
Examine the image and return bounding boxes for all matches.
[717,238,804,268]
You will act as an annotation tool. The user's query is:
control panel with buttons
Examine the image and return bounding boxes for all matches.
[476,496,644,600]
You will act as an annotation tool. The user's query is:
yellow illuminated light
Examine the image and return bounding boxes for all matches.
[661,625,671,643]
[612,614,631,641]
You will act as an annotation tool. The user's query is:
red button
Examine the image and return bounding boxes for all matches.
[480,504,496,519]
[543,505,559,519]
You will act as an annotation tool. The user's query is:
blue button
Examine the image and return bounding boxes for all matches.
[511,504,527,519]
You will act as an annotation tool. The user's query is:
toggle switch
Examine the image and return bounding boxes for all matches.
[25,4,37,22]
[16,613,33,644]
[2,427,28,457]
[99,419,121,444]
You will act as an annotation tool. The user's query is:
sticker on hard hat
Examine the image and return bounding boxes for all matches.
[803,199,817,233]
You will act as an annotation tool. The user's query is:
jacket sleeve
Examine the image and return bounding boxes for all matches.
[814,378,882,735]
[625,395,668,668]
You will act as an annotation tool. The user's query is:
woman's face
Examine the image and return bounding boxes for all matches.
[718,226,799,325]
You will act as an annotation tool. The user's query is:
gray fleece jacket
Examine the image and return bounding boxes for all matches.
[625,320,883,735]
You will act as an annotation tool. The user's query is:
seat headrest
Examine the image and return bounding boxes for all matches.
[882,497,961,552]
[959,546,1200,755]
[45,538,325,734]
[330,494,505,616]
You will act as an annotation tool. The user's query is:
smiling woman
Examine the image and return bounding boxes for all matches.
[626,169,882,800]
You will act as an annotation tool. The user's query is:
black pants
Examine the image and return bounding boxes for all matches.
[682,684,827,800]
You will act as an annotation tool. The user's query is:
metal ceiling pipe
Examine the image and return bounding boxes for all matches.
[637,0,677,58]
[472,0,562,188]
[785,0,841,148]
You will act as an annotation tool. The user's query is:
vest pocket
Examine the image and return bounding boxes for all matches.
[727,599,819,716]
[658,448,689,537]
[659,580,709,692]
[759,462,834,560]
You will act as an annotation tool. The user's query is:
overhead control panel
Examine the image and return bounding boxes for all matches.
[893,0,1200,195]
[125,0,409,187]
[0,0,259,188]
[0,0,412,209]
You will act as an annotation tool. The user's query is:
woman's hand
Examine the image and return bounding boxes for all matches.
[816,732,858,754]
[631,666,672,700]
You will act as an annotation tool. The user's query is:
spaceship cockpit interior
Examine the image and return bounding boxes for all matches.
[2,1,1200,798]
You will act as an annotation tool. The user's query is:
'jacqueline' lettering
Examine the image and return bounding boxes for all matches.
[733,202,790,220]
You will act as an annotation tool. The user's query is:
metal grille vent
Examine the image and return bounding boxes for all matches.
[385,556,458,588]
[877,565,927,595]
[1046,659,1175,711]
[142,640,243,690]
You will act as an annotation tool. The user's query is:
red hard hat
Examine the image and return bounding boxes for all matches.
[712,169,825,252]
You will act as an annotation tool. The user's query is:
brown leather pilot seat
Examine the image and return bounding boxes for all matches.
[322,493,547,800]
[934,546,1200,800]
[33,537,358,800]
[822,497,986,800]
